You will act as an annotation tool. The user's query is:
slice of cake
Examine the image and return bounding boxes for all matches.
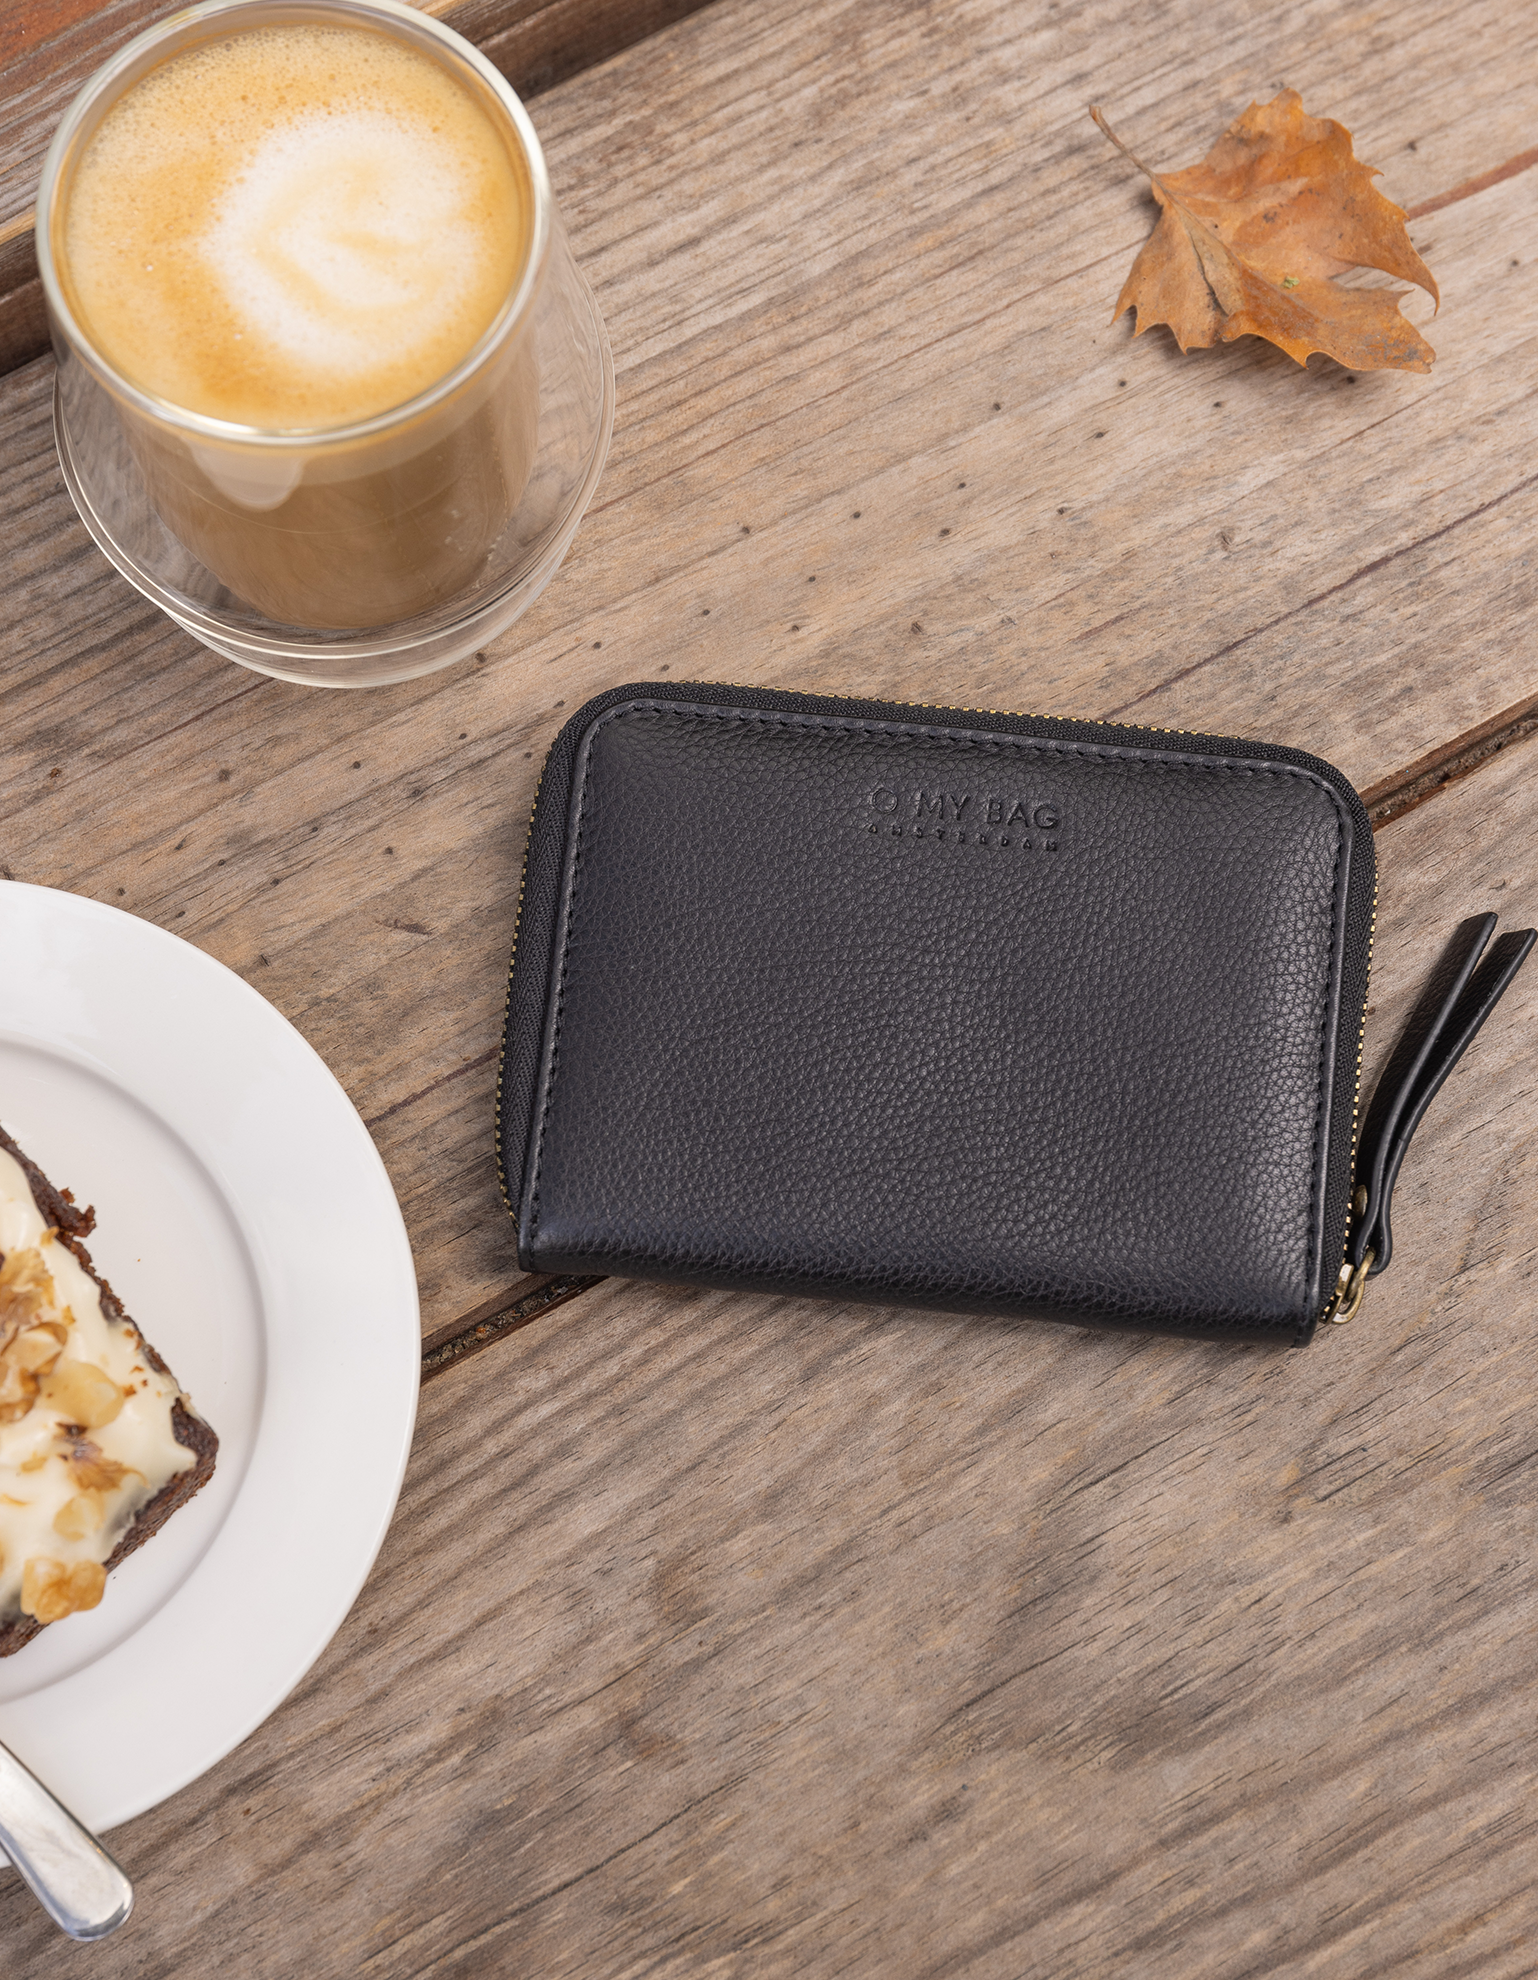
[0,1125,217,1657]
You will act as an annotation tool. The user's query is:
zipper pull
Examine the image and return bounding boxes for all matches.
[1322,1185,1374,1324]
[1346,912,1534,1287]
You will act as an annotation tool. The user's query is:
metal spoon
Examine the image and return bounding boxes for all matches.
[0,1739,132,1939]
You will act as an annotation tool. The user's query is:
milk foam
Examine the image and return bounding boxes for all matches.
[203,109,486,378]
[61,25,529,429]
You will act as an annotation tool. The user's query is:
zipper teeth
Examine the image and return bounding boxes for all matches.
[496,682,1189,1230]
[695,680,1376,1316]
[1352,882,1379,1192]
[493,771,548,1223]
[503,682,1377,1315]
[705,679,1378,1337]
[1319,878,1378,1325]
[683,679,1236,743]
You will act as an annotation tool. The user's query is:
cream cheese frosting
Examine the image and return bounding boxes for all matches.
[0,1146,194,1627]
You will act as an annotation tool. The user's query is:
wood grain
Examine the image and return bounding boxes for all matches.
[1,0,1536,1955]
[3,727,1531,1978]
[1364,685,1538,829]
[7,0,1536,1338]
[419,1270,601,1373]
[0,231,46,379]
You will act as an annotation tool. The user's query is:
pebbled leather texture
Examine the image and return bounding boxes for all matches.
[1350,914,1535,1275]
[500,685,1376,1346]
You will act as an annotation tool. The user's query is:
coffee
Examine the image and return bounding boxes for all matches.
[62,24,527,428]
[54,20,541,629]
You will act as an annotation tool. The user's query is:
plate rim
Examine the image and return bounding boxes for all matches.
[0,880,420,1832]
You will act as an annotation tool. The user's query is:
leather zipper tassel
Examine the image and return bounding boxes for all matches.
[1338,913,1535,1301]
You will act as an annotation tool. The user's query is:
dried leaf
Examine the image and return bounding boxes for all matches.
[1093,91,1438,372]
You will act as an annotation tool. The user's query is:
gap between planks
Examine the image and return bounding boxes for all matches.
[421,1273,603,1377]
[1361,686,1538,827]
[419,701,1538,1383]
[6,26,1530,1380]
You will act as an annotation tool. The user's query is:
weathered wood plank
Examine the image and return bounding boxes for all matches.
[0,231,46,379]
[2,0,1536,1345]
[419,1269,600,1371]
[1364,684,1538,829]
[3,723,1531,1978]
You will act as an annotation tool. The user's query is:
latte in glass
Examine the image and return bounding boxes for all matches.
[54,19,541,628]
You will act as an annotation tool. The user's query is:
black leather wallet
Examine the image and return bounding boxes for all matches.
[498,683,1531,1344]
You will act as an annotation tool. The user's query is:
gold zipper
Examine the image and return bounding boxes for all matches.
[684,679,1229,742]
[1320,878,1379,1326]
[497,683,1148,1230]
[1322,1242,1375,1325]
[492,770,547,1223]
[499,683,1380,1337]
[696,677,1380,1334]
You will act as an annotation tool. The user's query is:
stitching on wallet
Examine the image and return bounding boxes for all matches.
[529,701,1355,1330]
[1299,803,1347,1341]
[526,733,600,1245]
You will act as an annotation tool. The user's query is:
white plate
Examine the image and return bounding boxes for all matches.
[0,881,419,1834]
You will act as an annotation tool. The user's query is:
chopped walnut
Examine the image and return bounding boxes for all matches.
[0,1246,57,1344]
[0,1249,69,1421]
[65,1440,133,1493]
[39,1358,124,1429]
[0,1359,38,1424]
[11,1323,66,1374]
[21,1556,107,1623]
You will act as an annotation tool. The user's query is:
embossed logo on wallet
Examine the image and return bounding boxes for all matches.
[865,786,1061,849]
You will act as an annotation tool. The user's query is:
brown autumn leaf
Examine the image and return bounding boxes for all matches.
[1092,91,1439,372]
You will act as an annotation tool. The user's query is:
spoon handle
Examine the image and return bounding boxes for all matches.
[0,1740,133,1940]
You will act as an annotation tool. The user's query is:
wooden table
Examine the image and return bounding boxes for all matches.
[3,0,1537,1971]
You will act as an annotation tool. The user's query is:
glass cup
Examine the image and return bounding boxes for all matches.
[35,0,614,687]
